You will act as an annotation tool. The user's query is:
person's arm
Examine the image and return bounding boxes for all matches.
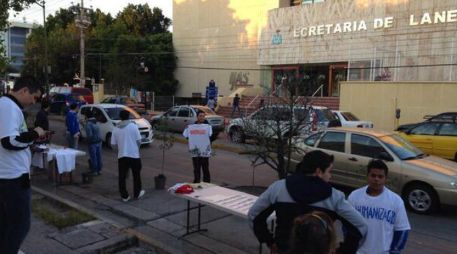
[0,110,43,150]
[390,197,411,254]
[247,181,279,247]
[110,129,118,150]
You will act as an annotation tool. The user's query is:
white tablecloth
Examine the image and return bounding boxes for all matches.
[32,146,86,174]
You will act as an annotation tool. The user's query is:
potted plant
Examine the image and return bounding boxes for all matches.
[154,122,175,189]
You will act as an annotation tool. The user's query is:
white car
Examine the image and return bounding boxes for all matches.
[78,104,153,148]
[332,110,373,128]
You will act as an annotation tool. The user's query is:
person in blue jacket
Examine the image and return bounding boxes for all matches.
[65,103,80,148]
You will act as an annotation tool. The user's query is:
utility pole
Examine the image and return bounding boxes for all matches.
[75,0,91,87]
[36,0,48,93]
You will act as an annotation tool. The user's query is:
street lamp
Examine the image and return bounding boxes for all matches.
[35,0,49,93]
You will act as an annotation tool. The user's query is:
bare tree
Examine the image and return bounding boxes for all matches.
[233,79,314,179]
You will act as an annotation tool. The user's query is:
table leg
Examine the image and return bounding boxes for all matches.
[186,200,190,234]
[180,200,208,237]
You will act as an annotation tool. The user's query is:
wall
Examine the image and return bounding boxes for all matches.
[259,0,457,81]
[173,0,279,98]
[340,82,457,131]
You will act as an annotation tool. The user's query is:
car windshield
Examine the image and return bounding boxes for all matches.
[104,107,141,120]
[316,109,338,122]
[341,112,360,121]
[379,134,425,160]
[192,106,215,115]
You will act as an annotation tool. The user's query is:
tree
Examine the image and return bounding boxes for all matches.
[235,80,313,179]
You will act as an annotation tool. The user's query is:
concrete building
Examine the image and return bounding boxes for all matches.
[173,0,457,98]
[1,22,34,76]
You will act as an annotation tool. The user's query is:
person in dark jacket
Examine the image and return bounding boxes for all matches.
[248,150,367,254]
[34,100,51,143]
[84,110,103,175]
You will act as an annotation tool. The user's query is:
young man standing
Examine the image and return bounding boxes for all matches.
[0,76,45,254]
[111,110,145,202]
[183,111,212,183]
[84,110,103,175]
[348,160,410,254]
[231,93,241,118]
[65,103,80,149]
[248,150,367,254]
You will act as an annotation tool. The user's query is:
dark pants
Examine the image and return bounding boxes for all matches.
[118,157,142,199]
[231,105,241,118]
[88,143,102,173]
[192,157,210,183]
[0,174,31,254]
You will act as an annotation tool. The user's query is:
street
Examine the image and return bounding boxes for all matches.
[31,117,457,253]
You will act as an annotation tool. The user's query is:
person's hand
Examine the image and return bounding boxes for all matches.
[34,127,46,137]
[74,132,80,138]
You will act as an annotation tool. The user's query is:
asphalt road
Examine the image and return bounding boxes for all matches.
[44,117,457,253]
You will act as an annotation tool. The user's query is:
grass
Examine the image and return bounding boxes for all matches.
[32,197,95,230]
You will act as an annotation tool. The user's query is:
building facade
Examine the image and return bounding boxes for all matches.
[1,22,34,76]
[173,0,457,98]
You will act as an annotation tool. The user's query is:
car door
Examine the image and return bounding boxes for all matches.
[346,133,398,189]
[162,107,180,131]
[176,106,192,131]
[434,123,457,160]
[92,107,110,142]
[406,122,441,155]
[315,131,349,186]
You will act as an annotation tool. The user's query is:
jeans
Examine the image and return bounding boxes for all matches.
[88,143,102,173]
[66,131,79,149]
[192,157,210,183]
[118,157,142,199]
[0,174,31,254]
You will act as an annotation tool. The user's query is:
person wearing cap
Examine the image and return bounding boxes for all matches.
[65,103,80,149]
[248,150,367,254]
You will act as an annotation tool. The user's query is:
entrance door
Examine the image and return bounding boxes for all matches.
[328,64,347,97]
[271,66,299,97]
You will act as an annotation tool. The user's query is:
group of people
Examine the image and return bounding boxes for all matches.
[248,150,410,254]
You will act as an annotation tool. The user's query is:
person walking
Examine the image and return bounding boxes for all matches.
[0,76,46,254]
[183,111,212,183]
[248,150,367,254]
[84,110,103,175]
[111,110,145,202]
[231,93,241,118]
[348,160,410,254]
[65,103,80,149]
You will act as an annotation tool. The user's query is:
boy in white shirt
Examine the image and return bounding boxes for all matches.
[348,160,410,254]
[111,109,145,202]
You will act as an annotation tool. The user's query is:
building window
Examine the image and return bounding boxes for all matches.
[291,0,325,6]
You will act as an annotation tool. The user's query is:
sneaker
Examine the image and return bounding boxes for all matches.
[122,196,131,202]
[136,190,146,199]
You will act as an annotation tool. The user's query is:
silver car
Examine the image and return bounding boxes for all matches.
[150,105,225,135]
[290,127,457,214]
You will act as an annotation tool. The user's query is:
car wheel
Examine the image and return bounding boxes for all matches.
[229,127,245,143]
[105,133,112,149]
[403,183,439,214]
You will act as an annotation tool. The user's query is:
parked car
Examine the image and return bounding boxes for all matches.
[290,127,457,214]
[397,112,457,132]
[150,105,225,136]
[226,105,340,143]
[49,86,94,104]
[49,93,86,115]
[101,96,145,114]
[332,110,373,128]
[78,104,153,148]
[397,120,457,161]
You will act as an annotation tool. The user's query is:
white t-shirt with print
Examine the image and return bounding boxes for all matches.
[0,96,32,178]
[183,124,212,157]
[111,121,142,159]
[348,186,411,254]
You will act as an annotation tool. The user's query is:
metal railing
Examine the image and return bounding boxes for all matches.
[244,94,259,116]
[311,84,324,97]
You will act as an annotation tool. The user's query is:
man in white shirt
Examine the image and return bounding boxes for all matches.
[183,111,212,183]
[111,109,145,202]
[348,160,411,254]
[0,76,46,254]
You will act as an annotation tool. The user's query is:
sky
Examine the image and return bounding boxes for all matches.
[8,0,173,25]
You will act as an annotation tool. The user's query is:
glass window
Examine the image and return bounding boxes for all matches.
[93,108,107,122]
[351,134,387,158]
[379,134,423,160]
[410,123,440,135]
[304,132,323,146]
[438,123,457,136]
[317,132,345,152]
[104,107,140,120]
[178,107,190,117]
[166,107,180,117]
[192,106,214,115]
[341,112,360,121]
